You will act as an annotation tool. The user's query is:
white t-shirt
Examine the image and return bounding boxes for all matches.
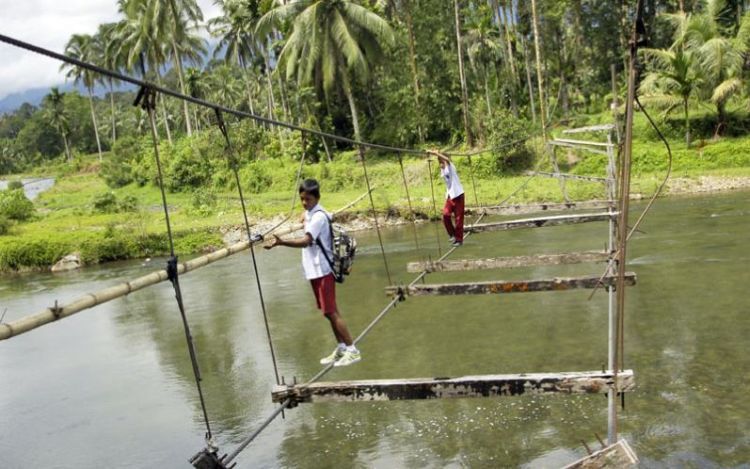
[302,204,334,280]
[441,162,465,200]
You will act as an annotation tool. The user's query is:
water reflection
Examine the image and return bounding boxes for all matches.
[0,191,749,467]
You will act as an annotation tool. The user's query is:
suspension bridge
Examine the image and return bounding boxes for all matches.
[0,24,662,467]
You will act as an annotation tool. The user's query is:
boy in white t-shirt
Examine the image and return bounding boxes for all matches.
[264,179,361,367]
[429,150,465,247]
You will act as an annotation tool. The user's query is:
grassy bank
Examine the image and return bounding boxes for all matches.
[3,109,750,272]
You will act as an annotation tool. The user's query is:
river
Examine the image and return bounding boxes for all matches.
[0,191,748,468]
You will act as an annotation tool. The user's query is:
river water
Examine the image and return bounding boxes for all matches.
[0,191,748,468]
[0,178,55,200]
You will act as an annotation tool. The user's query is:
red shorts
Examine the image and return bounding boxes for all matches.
[310,273,337,316]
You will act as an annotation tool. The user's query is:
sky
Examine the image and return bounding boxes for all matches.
[0,0,222,101]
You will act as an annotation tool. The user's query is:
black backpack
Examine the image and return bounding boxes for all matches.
[314,211,357,284]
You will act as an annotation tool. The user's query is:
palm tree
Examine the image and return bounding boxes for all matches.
[257,0,395,142]
[185,67,206,130]
[61,34,104,161]
[465,11,503,125]
[209,0,260,118]
[97,23,123,144]
[685,0,749,135]
[43,88,73,161]
[453,0,473,146]
[207,64,244,106]
[640,13,702,146]
[530,0,547,139]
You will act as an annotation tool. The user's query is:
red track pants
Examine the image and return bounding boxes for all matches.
[442,194,465,242]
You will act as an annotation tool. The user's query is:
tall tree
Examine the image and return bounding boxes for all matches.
[43,88,73,161]
[530,0,547,138]
[61,34,104,161]
[257,0,395,142]
[453,0,473,146]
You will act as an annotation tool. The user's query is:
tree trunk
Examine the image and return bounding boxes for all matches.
[171,40,192,136]
[108,79,117,144]
[403,0,424,142]
[521,36,537,125]
[530,0,547,139]
[341,72,362,143]
[62,132,72,161]
[453,0,473,146]
[684,96,690,147]
[679,0,685,13]
[498,0,519,116]
[263,50,276,120]
[87,87,103,161]
[277,73,291,123]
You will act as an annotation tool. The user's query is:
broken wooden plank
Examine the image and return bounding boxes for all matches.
[465,212,617,234]
[272,370,635,404]
[465,200,613,217]
[563,439,639,469]
[406,251,609,273]
[385,273,636,296]
[526,171,612,184]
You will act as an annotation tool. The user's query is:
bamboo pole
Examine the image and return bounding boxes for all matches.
[466,212,617,234]
[0,189,375,341]
[406,251,609,273]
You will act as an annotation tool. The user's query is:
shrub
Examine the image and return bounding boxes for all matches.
[0,189,35,221]
[0,216,10,235]
[118,195,139,213]
[101,136,141,188]
[7,180,23,190]
[91,192,119,213]
[486,109,534,174]
[190,188,217,217]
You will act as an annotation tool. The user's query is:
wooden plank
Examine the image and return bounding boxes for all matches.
[406,251,609,273]
[554,138,615,148]
[526,171,612,184]
[385,273,636,296]
[272,370,635,404]
[465,200,613,217]
[548,140,609,155]
[563,439,639,469]
[562,124,615,134]
[465,212,616,234]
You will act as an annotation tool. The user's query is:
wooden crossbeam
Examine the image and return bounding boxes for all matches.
[548,140,609,155]
[272,370,635,404]
[465,212,617,234]
[385,273,636,296]
[406,251,609,273]
[561,124,615,134]
[465,200,613,217]
[526,171,612,184]
[554,138,615,148]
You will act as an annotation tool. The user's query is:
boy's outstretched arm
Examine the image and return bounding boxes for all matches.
[264,233,313,250]
[427,149,452,165]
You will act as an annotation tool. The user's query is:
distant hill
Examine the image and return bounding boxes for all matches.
[0,83,134,114]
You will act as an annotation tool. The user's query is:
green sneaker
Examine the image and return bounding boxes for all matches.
[333,350,362,367]
[320,348,344,365]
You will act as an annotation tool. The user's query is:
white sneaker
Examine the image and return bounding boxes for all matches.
[333,350,362,367]
[320,348,345,365]
[448,236,456,244]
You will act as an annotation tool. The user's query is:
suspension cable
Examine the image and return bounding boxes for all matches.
[135,84,213,442]
[358,146,392,285]
[397,153,423,260]
[215,109,282,388]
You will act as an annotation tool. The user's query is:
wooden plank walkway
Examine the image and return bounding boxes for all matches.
[465,200,613,217]
[406,251,609,273]
[527,171,612,184]
[272,370,635,404]
[465,212,617,234]
[386,273,636,297]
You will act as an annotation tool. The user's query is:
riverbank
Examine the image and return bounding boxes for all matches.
[1,163,748,273]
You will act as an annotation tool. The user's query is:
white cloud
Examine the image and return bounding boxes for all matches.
[0,0,222,100]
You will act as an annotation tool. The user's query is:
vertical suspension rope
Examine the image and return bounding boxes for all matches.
[397,153,423,259]
[358,146,392,285]
[135,85,213,443]
[426,158,443,256]
[466,155,481,208]
[215,109,281,387]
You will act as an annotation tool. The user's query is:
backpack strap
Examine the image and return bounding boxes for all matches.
[311,210,342,282]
